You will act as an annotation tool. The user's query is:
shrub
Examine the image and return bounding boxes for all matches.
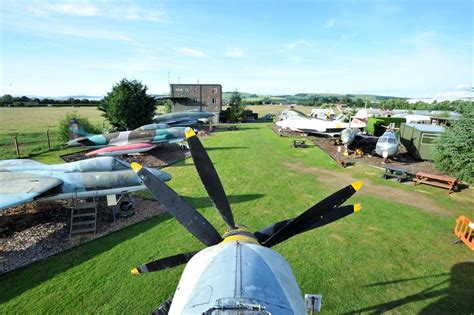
[433,112,474,184]
[58,112,102,142]
[366,117,406,136]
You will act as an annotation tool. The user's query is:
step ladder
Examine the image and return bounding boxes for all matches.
[70,190,98,238]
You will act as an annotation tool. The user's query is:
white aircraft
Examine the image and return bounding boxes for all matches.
[374,123,400,161]
[130,128,363,314]
[276,109,366,136]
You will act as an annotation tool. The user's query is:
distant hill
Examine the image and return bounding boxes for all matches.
[222,91,400,103]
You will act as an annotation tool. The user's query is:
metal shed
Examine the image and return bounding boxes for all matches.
[400,123,445,160]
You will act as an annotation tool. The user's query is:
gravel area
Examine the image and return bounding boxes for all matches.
[0,198,165,274]
[270,124,438,174]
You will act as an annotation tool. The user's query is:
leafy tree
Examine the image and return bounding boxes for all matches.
[58,112,102,142]
[163,99,173,113]
[0,94,13,106]
[229,91,245,121]
[433,112,474,184]
[99,78,156,130]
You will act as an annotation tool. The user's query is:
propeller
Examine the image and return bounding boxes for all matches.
[131,163,222,247]
[254,204,361,246]
[131,252,198,275]
[130,128,363,274]
[185,128,236,229]
[257,182,362,248]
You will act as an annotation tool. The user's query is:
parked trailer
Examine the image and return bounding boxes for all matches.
[399,123,445,160]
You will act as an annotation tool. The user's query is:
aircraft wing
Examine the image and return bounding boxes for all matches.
[0,172,63,210]
[159,118,199,126]
[86,143,156,156]
[0,159,45,169]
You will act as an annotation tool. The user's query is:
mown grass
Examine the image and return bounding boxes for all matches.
[0,107,108,159]
[0,105,302,159]
[1,123,473,314]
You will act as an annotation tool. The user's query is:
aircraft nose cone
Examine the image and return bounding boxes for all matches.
[146,168,172,182]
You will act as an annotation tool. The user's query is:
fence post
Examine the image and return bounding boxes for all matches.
[13,134,20,158]
[47,129,51,149]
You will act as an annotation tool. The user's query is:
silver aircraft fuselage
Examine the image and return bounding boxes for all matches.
[0,157,171,210]
[168,240,306,314]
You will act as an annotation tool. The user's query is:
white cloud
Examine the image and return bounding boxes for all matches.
[323,19,335,29]
[224,48,243,57]
[27,2,98,16]
[19,1,167,22]
[179,47,206,57]
[53,27,131,41]
[283,40,311,50]
[455,84,472,91]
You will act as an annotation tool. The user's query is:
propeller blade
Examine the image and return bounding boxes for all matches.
[131,252,198,275]
[185,128,236,229]
[261,181,362,247]
[254,204,361,244]
[132,163,222,246]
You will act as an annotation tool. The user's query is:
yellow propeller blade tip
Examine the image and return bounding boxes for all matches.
[131,162,142,173]
[131,268,140,275]
[185,127,196,139]
[351,181,363,191]
[354,203,362,212]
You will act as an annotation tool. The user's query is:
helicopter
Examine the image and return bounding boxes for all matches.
[130,128,363,314]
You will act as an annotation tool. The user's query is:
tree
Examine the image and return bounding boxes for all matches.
[229,91,245,121]
[163,99,173,113]
[99,78,156,130]
[433,112,474,184]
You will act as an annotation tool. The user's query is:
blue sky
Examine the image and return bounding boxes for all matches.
[1,0,472,98]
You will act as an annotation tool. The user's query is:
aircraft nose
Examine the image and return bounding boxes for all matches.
[145,168,172,182]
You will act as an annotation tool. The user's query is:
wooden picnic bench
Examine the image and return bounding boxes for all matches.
[382,166,415,183]
[413,171,458,194]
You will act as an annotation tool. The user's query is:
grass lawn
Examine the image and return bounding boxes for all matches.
[1,122,473,313]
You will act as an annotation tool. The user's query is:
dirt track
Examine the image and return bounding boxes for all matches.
[284,161,452,216]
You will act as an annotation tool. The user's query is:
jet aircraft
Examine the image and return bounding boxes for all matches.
[66,118,187,156]
[276,109,366,136]
[375,123,400,161]
[153,109,214,126]
[129,128,363,314]
[0,156,171,210]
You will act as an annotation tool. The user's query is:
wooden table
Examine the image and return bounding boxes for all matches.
[413,172,458,194]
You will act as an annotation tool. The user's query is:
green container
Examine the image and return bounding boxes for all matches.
[367,117,406,136]
[400,123,445,160]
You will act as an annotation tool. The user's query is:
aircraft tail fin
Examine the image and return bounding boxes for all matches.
[68,117,91,140]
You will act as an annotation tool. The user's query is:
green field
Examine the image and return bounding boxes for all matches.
[0,107,108,159]
[1,119,473,313]
[0,105,310,160]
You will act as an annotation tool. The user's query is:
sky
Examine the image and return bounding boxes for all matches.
[1,0,472,99]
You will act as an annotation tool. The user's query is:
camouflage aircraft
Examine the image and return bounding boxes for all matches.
[66,118,187,156]
[0,156,171,211]
[153,109,214,126]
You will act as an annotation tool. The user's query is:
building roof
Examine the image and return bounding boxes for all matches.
[405,123,445,133]
[170,83,222,86]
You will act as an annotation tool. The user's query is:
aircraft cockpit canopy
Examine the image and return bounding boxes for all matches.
[378,134,398,144]
[76,157,131,172]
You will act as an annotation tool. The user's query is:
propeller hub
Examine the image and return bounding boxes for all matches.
[221,226,259,245]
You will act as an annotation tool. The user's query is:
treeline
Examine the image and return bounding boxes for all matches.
[245,95,472,114]
[0,94,101,107]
